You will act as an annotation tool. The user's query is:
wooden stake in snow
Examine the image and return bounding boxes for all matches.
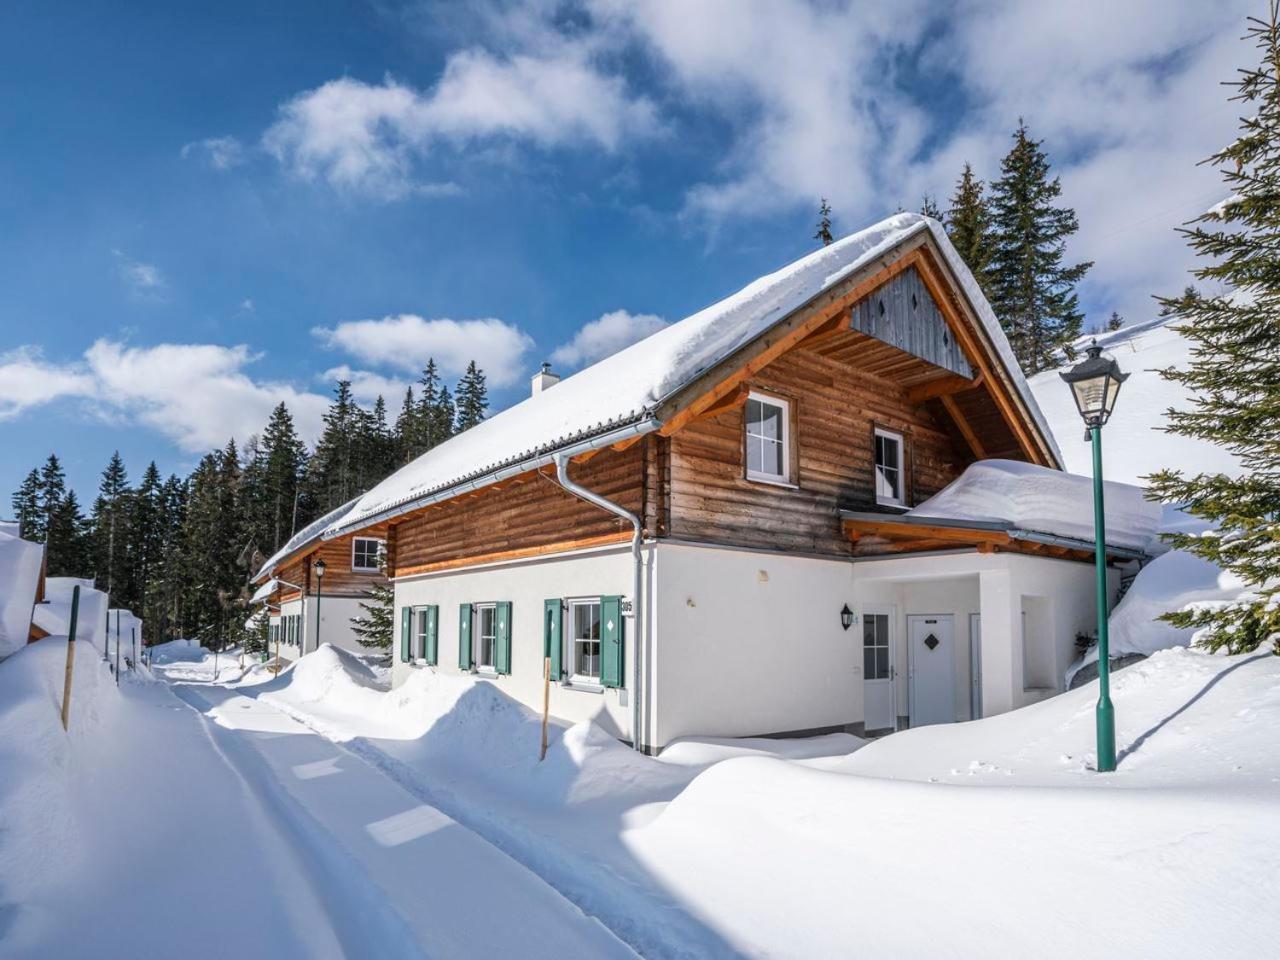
[60,585,80,732]
[540,656,551,762]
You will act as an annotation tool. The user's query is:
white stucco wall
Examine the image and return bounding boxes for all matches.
[273,594,372,661]
[392,546,637,740]
[651,543,859,748]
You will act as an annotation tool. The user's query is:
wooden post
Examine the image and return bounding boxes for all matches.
[114,617,120,686]
[539,656,551,762]
[60,585,80,731]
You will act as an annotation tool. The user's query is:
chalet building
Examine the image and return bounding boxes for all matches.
[251,501,389,661]
[313,213,1142,752]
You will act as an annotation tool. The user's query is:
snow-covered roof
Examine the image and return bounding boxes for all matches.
[908,459,1161,553]
[328,213,1060,538]
[250,579,279,604]
[253,497,359,582]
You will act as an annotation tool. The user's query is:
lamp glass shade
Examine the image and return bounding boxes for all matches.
[1060,341,1127,427]
[314,559,326,578]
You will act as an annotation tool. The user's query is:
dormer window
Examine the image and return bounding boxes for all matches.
[352,537,383,572]
[874,427,905,507]
[745,393,790,484]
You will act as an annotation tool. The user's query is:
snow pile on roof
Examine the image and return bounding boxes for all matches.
[0,528,43,658]
[254,496,358,580]
[1028,315,1242,485]
[332,213,1058,534]
[627,647,1279,957]
[909,458,1161,552]
[31,577,109,653]
[250,578,278,603]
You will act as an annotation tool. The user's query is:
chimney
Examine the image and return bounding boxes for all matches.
[531,361,560,396]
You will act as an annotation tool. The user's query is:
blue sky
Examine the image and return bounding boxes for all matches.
[0,1,1252,502]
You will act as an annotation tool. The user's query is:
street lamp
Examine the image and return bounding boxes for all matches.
[313,558,326,655]
[1060,340,1129,772]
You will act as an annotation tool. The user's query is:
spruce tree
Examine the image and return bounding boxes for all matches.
[946,162,996,294]
[304,380,359,514]
[454,361,488,432]
[11,468,42,540]
[433,385,456,446]
[260,402,306,548]
[1147,6,1280,654]
[91,451,131,598]
[814,198,834,246]
[128,462,164,613]
[46,487,90,577]
[1106,311,1124,333]
[920,193,944,222]
[350,555,394,650]
[987,122,1092,374]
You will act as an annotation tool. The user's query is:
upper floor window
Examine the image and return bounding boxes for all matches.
[352,537,383,572]
[745,393,790,484]
[874,427,905,507]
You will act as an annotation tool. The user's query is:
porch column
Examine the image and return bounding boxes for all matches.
[978,568,1018,717]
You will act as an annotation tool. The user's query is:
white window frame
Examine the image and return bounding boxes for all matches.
[874,426,906,507]
[413,606,431,662]
[351,537,383,573]
[566,598,603,686]
[745,392,791,485]
[474,602,497,673]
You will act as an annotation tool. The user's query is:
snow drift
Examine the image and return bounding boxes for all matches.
[0,527,42,657]
[909,458,1162,552]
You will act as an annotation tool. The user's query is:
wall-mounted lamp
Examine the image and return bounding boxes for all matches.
[840,604,854,631]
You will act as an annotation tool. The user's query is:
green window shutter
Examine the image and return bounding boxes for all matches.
[601,595,624,689]
[400,607,412,663]
[425,605,439,665]
[458,603,473,670]
[495,601,513,675]
[544,599,563,681]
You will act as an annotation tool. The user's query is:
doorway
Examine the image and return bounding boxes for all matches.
[907,614,955,727]
[861,607,895,732]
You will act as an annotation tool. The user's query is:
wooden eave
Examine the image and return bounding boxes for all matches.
[840,511,1145,564]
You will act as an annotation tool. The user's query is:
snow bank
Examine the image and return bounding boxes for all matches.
[1029,315,1242,485]
[32,577,109,653]
[1066,547,1247,684]
[334,214,1058,534]
[909,458,1161,551]
[0,528,42,657]
[149,637,206,664]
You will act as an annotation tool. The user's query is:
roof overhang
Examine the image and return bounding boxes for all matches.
[840,510,1147,564]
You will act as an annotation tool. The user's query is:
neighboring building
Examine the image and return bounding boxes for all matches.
[310,213,1146,752]
[250,500,389,661]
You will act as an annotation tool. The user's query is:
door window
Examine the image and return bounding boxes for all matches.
[863,613,891,679]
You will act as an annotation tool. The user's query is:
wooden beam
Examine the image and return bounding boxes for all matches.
[394,531,632,578]
[940,393,988,460]
[841,517,1011,547]
[690,384,750,424]
[798,310,850,348]
[905,372,983,406]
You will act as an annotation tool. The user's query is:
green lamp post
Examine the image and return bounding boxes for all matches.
[1060,340,1128,772]
[313,558,326,656]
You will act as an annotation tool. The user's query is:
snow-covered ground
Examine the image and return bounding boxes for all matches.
[1029,315,1241,485]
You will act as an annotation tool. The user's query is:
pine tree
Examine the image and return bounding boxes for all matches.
[260,402,306,550]
[304,380,359,514]
[350,555,394,650]
[1159,285,1201,317]
[128,462,164,613]
[1106,311,1124,332]
[417,358,448,453]
[148,474,188,641]
[987,122,1092,374]
[920,193,944,223]
[394,386,418,464]
[433,385,456,446]
[90,451,131,598]
[11,468,42,540]
[1146,6,1280,654]
[814,198,834,246]
[454,361,488,432]
[946,162,996,294]
[46,488,90,577]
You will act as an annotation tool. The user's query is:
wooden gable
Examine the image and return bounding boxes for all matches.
[848,266,972,379]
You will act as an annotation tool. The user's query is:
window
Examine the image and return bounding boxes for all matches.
[352,537,383,572]
[874,427,905,506]
[567,599,602,682]
[475,603,497,671]
[863,613,891,680]
[415,608,430,660]
[745,393,790,483]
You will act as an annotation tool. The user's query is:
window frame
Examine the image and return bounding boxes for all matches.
[565,597,603,686]
[863,611,892,680]
[473,602,498,673]
[744,391,792,486]
[351,536,384,573]
[873,426,906,508]
[413,606,431,662]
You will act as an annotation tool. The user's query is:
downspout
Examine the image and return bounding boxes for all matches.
[552,451,645,753]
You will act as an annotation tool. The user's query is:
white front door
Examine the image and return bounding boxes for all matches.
[908,614,955,727]
[969,613,982,720]
[862,608,895,732]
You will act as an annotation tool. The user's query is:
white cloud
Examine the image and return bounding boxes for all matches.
[313,314,535,387]
[262,51,656,198]
[112,249,165,298]
[181,135,246,170]
[550,309,667,368]
[0,341,330,451]
[0,347,96,420]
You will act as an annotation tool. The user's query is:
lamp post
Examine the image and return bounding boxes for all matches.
[313,558,326,655]
[1060,340,1128,772]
